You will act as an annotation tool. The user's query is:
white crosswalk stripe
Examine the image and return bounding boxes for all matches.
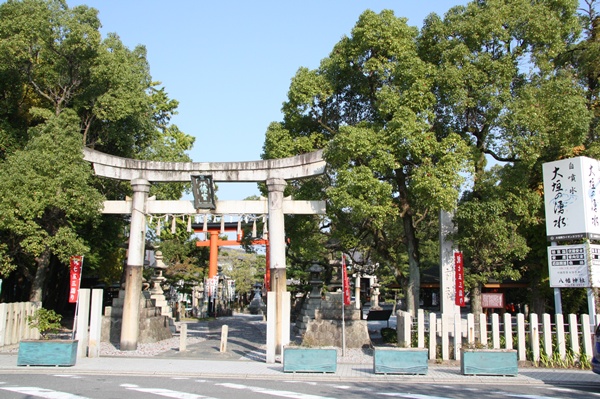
[122,384,219,399]
[217,382,336,399]
[0,386,90,399]
[492,393,567,399]
[379,393,452,399]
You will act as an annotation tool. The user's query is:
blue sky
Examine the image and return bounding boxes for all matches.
[69,0,466,200]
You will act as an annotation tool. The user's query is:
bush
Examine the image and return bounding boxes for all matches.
[27,308,62,339]
[381,327,396,344]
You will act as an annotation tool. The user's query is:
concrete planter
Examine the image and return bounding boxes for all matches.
[373,347,428,375]
[282,346,337,373]
[460,348,518,376]
[17,340,78,367]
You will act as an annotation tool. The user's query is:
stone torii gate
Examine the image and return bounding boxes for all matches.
[83,148,326,362]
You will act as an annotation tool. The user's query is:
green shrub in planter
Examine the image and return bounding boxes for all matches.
[27,308,62,339]
[19,308,77,367]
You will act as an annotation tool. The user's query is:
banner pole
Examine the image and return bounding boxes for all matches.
[341,254,347,357]
[70,256,84,339]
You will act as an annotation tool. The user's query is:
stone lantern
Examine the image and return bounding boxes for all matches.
[308,263,324,299]
[149,250,171,316]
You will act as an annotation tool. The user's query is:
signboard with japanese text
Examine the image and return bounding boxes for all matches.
[454,252,465,307]
[542,157,600,241]
[482,293,504,309]
[547,243,600,288]
[68,256,83,303]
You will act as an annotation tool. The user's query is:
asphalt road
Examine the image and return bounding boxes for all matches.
[1,373,599,399]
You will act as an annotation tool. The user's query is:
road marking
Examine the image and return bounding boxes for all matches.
[379,394,452,399]
[284,381,317,386]
[548,387,600,397]
[0,386,89,399]
[328,385,351,389]
[218,382,336,399]
[124,386,218,399]
[492,393,562,399]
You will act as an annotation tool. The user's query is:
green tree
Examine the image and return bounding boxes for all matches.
[0,110,104,302]
[264,10,470,315]
[0,0,194,304]
[220,249,266,306]
[418,0,588,315]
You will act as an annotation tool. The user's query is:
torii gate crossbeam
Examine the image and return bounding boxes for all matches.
[84,148,326,363]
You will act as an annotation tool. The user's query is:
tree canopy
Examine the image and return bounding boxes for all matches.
[0,0,194,306]
[264,0,600,315]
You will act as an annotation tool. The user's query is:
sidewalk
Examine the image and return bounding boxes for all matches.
[0,313,597,386]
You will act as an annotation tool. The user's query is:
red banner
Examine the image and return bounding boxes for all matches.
[454,252,465,307]
[69,256,83,303]
[342,255,351,306]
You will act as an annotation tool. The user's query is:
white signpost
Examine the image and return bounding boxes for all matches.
[542,156,600,326]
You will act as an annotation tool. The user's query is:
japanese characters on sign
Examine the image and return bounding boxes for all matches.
[191,175,216,210]
[542,157,600,241]
[204,275,219,297]
[68,256,83,303]
[342,255,351,306]
[454,252,465,307]
[547,243,600,288]
[482,293,505,309]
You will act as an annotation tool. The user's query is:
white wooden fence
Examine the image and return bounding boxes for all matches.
[0,302,41,347]
[397,310,596,362]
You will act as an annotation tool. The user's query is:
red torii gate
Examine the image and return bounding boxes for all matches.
[194,222,271,290]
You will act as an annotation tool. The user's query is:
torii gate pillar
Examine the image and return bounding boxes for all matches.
[266,178,289,362]
[120,178,150,351]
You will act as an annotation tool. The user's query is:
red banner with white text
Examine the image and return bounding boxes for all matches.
[69,256,83,303]
[454,252,465,307]
[342,255,351,306]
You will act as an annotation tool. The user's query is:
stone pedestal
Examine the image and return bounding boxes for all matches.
[301,293,370,348]
[293,292,322,335]
[102,290,172,344]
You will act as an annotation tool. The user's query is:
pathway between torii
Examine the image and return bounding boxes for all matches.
[84,147,326,363]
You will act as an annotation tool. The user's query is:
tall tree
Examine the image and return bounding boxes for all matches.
[0,110,103,302]
[418,0,587,315]
[0,0,195,303]
[264,10,470,315]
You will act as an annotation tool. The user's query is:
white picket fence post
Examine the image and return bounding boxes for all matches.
[503,313,513,350]
[517,313,526,361]
[556,313,566,360]
[569,313,580,360]
[428,312,436,360]
[542,313,552,359]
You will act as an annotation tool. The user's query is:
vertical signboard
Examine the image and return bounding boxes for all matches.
[69,256,83,303]
[543,156,600,241]
[454,252,465,307]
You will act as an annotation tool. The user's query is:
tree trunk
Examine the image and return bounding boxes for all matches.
[403,212,420,316]
[29,249,51,303]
